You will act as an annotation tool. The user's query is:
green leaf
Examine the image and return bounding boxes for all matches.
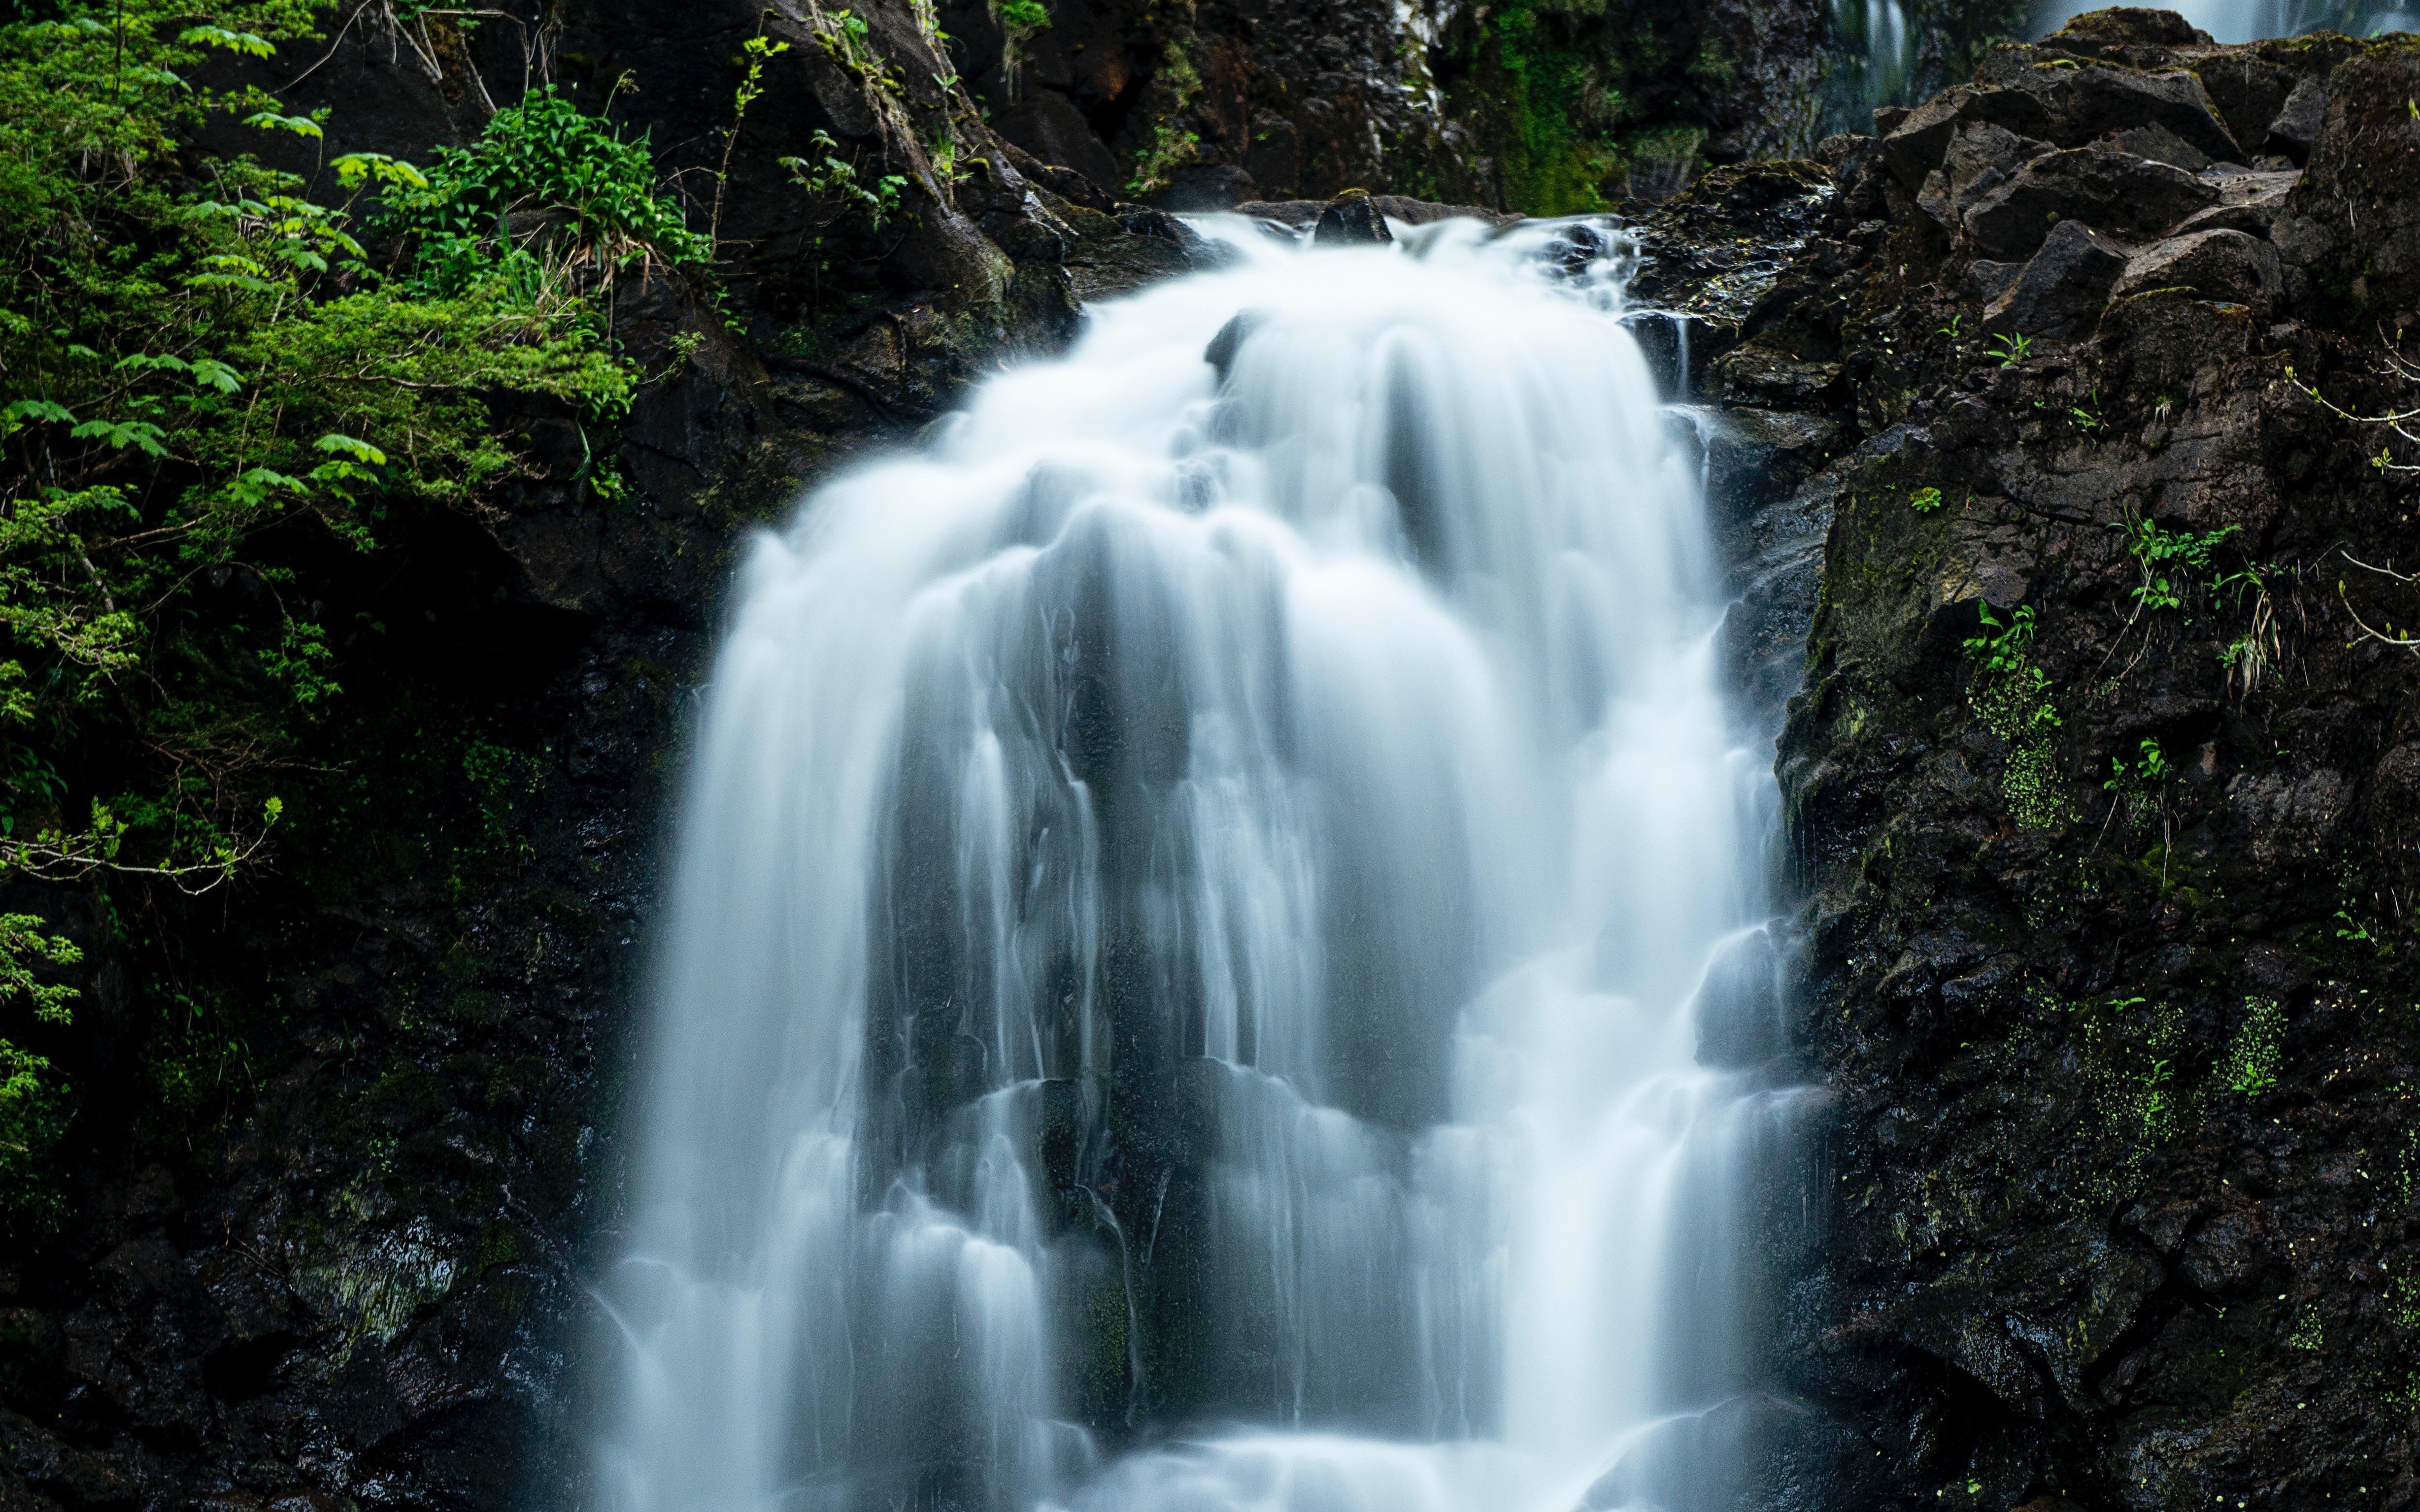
[67,419,170,457]
[180,26,276,56]
[332,153,431,190]
[243,111,324,140]
[313,433,388,466]
[2,399,74,427]
[188,359,243,394]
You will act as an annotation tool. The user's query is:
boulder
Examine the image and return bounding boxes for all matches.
[2111,227,2283,307]
[1984,218,2135,336]
[2186,49,2300,149]
[1368,194,1521,226]
[1202,310,1263,382]
[1692,924,1790,1066]
[1961,147,2218,259]
[2090,121,2211,171]
[1155,162,1257,212]
[2263,73,2326,163]
[2046,6,2210,48]
[2169,168,2297,237]
[1970,258,2025,304]
[1311,188,1393,245]
[1880,85,2056,191]
[1708,342,1845,409]
[2024,59,2245,163]
[1918,121,2056,230]
[2280,40,2420,315]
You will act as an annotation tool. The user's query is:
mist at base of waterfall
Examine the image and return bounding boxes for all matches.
[591,214,1806,1512]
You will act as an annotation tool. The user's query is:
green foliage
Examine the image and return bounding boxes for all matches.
[1459,0,1629,214]
[0,0,688,1234]
[1990,331,2032,367]
[375,84,709,295]
[2220,996,2284,1098]
[1909,485,1944,514]
[0,915,82,1229]
[1963,603,2068,829]
[1127,40,1203,196]
[998,0,1050,34]
[1962,600,2036,675]
[709,35,791,250]
[2071,993,2186,1210]
[2104,736,2173,799]
[780,131,909,232]
[2113,514,2240,616]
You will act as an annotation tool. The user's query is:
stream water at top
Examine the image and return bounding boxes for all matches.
[592,215,1806,1512]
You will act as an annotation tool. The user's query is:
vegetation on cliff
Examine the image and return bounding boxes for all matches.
[0,0,701,1233]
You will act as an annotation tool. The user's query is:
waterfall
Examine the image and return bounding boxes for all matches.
[2026,0,2413,45]
[1828,0,1912,122]
[593,215,1805,1512]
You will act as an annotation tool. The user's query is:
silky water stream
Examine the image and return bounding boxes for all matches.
[594,215,1811,1512]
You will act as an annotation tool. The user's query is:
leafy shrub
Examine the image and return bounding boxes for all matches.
[0,0,686,1230]
[375,85,710,302]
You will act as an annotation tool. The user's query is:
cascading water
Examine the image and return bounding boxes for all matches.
[1826,0,1913,125]
[594,215,1809,1512]
[2028,0,2415,42]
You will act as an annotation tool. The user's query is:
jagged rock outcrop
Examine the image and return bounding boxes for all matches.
[938,0,1849,210]
[1647,10,2420,1509]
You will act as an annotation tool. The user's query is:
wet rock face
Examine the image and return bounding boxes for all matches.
[1311,188,1394,246]
[1675,12,2420,1512]
[937,0,1838,210]
[0,3,1226,1512]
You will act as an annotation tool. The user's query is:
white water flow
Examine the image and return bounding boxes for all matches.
[595,217,1802,1512]
[1831,0,1912,118]
[2029,0,2416,42]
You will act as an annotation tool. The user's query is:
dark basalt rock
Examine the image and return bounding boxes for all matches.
[1673,16,2420,1512]
[1881,86,2057,192]
[2019,59,2246,163]
[1311,188,1394,246]
[1916,121,2059,230]
[1960,147,2219,258]
[2110,226,2283,309]
[1982,218,2135,336]
[2264,73,2328,161]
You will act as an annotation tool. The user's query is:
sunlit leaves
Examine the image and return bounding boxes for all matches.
[178,25,275,56]
[241,109,322,139]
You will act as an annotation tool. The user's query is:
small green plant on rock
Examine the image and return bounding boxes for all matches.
[2288,1302,2324,1350]
[2220,996,2284,1097]
[1963,602,2069,830]
[2072,995,2187,1211]
[781,131,910,232]
[2103,736,2174,837]
[1990,330,2032,367]
[2113,514,2240,617]
[1126,39,1204,195]
[1909,485,1944,514]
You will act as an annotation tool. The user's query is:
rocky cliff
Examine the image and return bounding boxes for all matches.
[1652,9,2420,1508]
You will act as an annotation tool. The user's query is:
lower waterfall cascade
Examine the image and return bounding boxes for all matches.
[593,215,1812,1512]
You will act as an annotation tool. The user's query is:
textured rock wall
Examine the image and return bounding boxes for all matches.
[941,0,1849,209]
[1654,10,2420,1508]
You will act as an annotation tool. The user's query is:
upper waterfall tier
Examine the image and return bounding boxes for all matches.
[596,215,1797,1512]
